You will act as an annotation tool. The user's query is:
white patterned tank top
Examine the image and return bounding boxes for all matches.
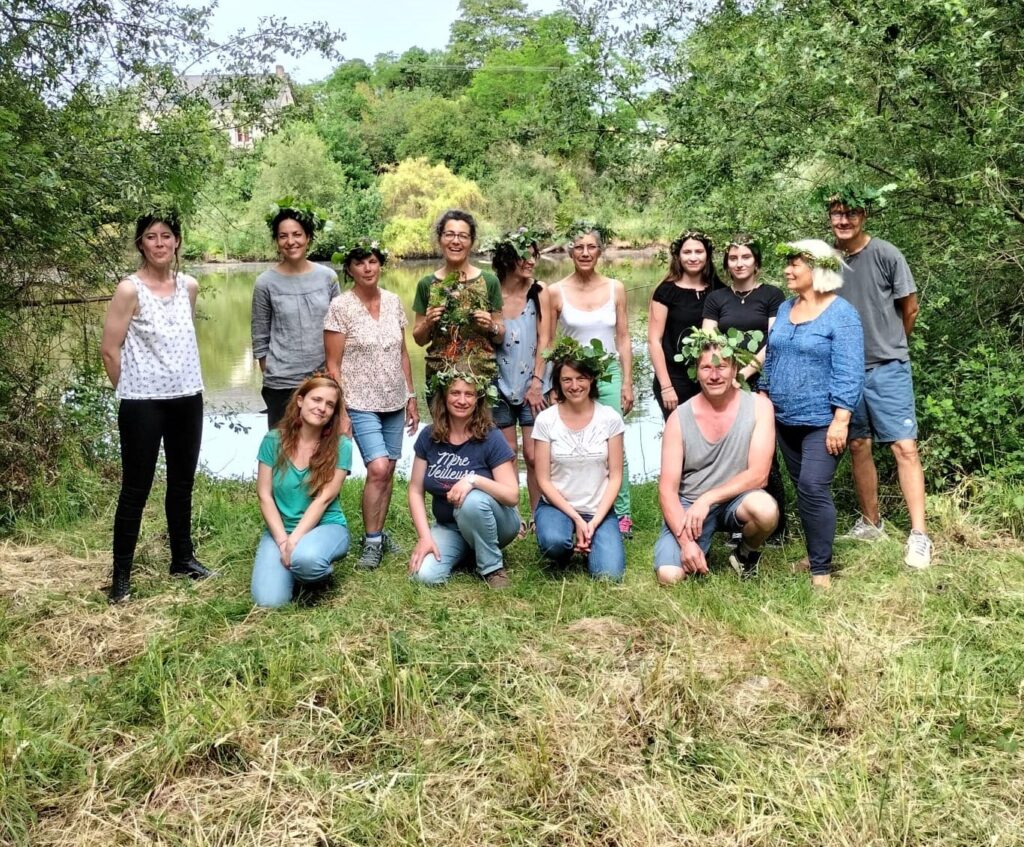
[557,278,618,355]
[117,273,204,400]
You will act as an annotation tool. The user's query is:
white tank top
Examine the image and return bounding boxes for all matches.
[117,273,204,400]
[557,278,618,354]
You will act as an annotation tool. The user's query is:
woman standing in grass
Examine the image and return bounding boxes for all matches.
[251,375,352,607]
[251,200,340,429]
[761,241,864,589]
[545,221,634,537]
[490,227,551,531]
[408,369,520,589]
[649,230,723,419]
[411,209,504,391]
[533,339,625,581]
[324,239,418,571]
[702,235,788,542]
[100,209,212,604]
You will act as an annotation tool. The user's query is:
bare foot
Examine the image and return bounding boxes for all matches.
[791,557,810,573]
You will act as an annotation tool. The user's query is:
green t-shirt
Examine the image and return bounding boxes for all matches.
[257,429,352,533]
[412,271,503,382]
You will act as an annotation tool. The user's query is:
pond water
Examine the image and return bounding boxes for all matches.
[194,255,668,481]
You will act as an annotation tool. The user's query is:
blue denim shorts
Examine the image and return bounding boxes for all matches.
[652,491,755,570]
[349,407,405,463]
[850,360,918,443]
[491,391,535,429]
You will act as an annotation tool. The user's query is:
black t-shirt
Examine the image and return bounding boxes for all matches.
[651,280,714,389]
[702,284,786,342]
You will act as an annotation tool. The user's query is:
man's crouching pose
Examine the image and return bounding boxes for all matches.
[655,339,778,583]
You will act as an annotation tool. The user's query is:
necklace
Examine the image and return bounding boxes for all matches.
[732,284,759,305]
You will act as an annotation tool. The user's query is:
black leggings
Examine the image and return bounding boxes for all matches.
[113,394,203,570]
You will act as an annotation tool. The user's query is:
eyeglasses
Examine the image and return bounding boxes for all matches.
[829,209,863,221]
[441,232,473,243]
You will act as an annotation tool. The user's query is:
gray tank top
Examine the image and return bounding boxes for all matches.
[677,392,755,501]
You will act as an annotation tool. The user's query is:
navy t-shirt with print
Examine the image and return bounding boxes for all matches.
[414,426,515,525]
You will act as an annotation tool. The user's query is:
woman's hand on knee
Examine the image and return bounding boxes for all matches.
[409,536,440,575]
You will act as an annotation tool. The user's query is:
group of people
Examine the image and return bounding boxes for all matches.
[100,187,932,605]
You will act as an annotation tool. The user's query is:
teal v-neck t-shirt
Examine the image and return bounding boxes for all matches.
[257,430,352,532]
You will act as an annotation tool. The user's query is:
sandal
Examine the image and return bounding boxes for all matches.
[517,519,529,540]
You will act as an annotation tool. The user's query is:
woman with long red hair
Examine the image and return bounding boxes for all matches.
[251,375,353,607]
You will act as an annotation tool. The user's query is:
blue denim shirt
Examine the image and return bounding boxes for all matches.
[761,297,864,427]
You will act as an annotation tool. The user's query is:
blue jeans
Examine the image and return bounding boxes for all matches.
[653,492,753,571]
[412,489,521,584]
[349,407,405,463]
[251,524,350,607]
[534,501,625,581]
[776,423,839,576]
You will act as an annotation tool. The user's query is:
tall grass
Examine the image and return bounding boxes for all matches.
[1,474,1022,845]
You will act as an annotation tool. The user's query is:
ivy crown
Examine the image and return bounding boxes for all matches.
[265,197,326,235]
[490,226,551,260]
[331,238,390,268]
[542,336,614,383]
[774,243,841,273]
[674,327,765,391]
[815,182,897,212]
[428,362,499,403]
[563,220,614,246]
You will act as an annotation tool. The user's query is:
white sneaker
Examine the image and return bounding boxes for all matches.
[904,531,933,570]
[843,516,887,542]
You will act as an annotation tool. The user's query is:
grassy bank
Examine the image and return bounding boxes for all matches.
[1,476,1023,845]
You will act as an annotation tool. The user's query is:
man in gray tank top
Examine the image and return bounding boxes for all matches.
[655,343,779,582]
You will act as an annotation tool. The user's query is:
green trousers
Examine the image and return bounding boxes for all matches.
[598,358,631,519]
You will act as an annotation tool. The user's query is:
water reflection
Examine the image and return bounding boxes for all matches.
[195,256,667,480]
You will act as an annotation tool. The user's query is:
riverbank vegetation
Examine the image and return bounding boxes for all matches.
[2,473,1023,845]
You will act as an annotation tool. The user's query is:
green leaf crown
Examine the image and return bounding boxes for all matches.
[774,243,842,273]
[489,226,551,260]
[428,360,499,403]
[563,220,614,246]
[673,327,765,390]
[264,197,326,235]
[815,182,897,211]
[331,238,390,267]
[671,229,715,250]
[724,233,763,254]
[542,336,614,383]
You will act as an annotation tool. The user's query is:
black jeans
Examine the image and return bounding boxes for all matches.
[776,423,839,576]
[113,394,203,571]
[261,386,295,430]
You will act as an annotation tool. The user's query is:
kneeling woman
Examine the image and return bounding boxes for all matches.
[532,340,626,581]
[251,375,353,607]
[408,370,520,588]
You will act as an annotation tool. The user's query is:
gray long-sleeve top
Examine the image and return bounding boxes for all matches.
[250,264,340,390]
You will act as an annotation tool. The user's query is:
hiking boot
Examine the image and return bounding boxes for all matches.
[811,574,832,590]
[729,544,762,580]
[108,567,131,605]
[381,531,402,556]
[169,557,216,580]
[618,516,634,539]
[842,516,886,542]
[483,567,510,590]
[904,530,933,570]
[355,537,384,571]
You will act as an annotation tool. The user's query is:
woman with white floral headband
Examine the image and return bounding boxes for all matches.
[408,366,520,589]
[761,240,864,589]
[324,239,418,571]
[544,221,634,537]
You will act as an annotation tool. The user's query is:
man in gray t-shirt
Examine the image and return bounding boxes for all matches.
[829,192,931,569]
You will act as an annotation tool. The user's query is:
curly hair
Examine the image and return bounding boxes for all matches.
[273,376,344,496]
[429,380,494,443]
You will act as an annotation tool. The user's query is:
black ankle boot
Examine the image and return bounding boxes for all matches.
[108,563,132,604]
[170,556,216,580]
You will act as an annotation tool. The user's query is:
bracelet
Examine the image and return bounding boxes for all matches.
[529,375,542,384]
[406,390,416,401]
[661,385,676,393]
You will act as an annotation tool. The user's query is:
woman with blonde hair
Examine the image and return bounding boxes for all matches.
[251,374,353,607]
[761,240,864,588]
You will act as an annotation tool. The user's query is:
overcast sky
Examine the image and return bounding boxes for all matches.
[205,0,563,83]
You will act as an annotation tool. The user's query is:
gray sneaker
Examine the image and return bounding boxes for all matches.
[843,516,887,542]
[904,530,933,570]
[382,531,402,556]
[355,538,384,571]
